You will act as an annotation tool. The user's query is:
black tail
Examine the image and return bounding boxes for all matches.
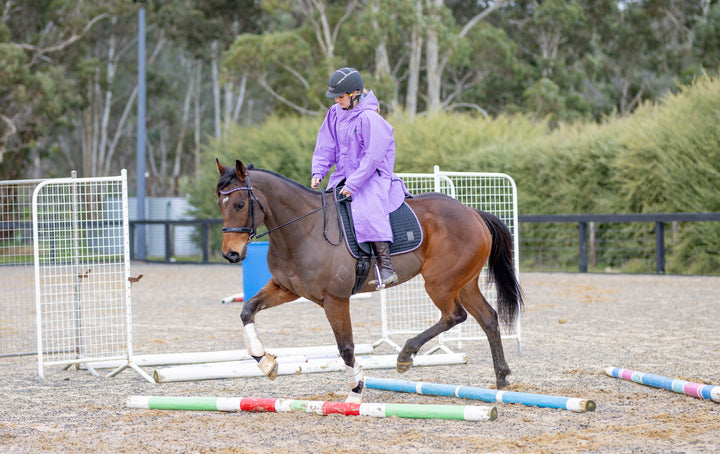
[478,210,524,326]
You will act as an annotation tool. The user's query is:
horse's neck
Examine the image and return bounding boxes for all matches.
[253,171,322,234]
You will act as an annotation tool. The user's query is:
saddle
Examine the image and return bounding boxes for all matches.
[333,187,423,293]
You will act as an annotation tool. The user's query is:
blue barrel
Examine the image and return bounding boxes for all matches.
[242,242,272,299]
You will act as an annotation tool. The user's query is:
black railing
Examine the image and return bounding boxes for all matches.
[129,213,720,273]
[129,219,224,263]
[518,212,720,274]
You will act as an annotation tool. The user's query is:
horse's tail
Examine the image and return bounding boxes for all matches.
[477,210,524,326]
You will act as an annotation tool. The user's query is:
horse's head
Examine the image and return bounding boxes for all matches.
[215,158,265,263]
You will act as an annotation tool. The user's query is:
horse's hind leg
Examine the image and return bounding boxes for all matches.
[240,279,300,379]
[396,294,467,373]
[458,281,511,389]
[321,296,364,403]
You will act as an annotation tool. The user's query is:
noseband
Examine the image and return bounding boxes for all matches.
[219,172,265,239]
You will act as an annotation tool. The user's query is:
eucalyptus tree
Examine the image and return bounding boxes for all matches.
[222,0,369,116]
[0,0,111,179]
[423,0,511,114]
[693,1,720,72]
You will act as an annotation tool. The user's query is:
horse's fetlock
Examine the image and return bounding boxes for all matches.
[240,308,254,325]
[337,344,355,363]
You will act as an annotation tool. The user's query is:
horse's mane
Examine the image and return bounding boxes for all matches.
[251,168,318,195]
[217,164,317,196]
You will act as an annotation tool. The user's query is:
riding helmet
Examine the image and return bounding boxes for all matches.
[325,68,363,98]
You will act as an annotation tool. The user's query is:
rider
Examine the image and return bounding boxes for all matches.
[311,68,407,287]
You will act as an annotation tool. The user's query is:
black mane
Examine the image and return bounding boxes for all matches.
[216,164,318,196]
[216,166,238,192]
[251,168,318,195]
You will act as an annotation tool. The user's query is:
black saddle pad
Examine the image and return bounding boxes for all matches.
[334,187,423,259]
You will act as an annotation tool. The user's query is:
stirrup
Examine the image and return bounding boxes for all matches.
[369,271,398,288]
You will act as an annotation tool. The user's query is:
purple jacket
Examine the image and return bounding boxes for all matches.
[312,91,407,243]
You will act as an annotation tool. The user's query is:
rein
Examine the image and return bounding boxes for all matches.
[220,174,347,245]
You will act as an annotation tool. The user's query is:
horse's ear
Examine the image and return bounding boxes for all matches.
[216,157,226,175]
[235,160,247,180]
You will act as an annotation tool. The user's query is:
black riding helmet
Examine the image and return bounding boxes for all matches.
[326,68,363,98]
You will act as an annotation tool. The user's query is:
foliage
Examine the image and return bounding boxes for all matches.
[188,71,720,273]
[185,114,322,219]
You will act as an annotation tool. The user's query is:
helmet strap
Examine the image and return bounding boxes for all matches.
[345,92,362,110]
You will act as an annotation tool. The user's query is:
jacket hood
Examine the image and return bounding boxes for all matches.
[343,90,379,119]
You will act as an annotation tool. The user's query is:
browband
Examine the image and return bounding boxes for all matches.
[219,187,250,195]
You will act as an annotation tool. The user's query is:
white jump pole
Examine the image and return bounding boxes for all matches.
[87,344,374,369]
[154,353,467,383]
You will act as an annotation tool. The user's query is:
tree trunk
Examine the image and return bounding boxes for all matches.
[194,59,202,179]
[173,68,194,195]
[211,40,221,138]
[296,0,358,72]
[406,0,424,118]
[103,32,165,176]
[425,0,443,114]
[371,0,399,112]
[98,17,117,177]
[232,73,247,123]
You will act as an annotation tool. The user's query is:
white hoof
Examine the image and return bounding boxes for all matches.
[258,354,278,380]
[345,391,363,404]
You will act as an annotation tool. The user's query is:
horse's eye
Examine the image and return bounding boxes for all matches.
[235,201,245,211]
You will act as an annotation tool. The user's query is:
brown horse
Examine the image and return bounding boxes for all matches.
[216,159,523,402]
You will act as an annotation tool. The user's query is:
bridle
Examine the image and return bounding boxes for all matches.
[219,171,347,244]
[219,171,265,240]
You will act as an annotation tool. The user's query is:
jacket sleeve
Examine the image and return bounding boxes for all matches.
[311,109,337,179]
[344,111,393,193]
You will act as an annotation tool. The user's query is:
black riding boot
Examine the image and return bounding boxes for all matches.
[369,241,398,287]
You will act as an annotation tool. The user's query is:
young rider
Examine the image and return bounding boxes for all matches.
[311,67,407,287]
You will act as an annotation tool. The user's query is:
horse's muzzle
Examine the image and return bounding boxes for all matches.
[222,241,248,263]
[222,249,243,263]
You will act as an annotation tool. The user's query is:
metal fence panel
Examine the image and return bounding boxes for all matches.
[0,179,44,356]
[32,171,141,379]
[379,167,521,352]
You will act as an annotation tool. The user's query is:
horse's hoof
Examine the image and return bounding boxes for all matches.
[496,373,510,389]
[345,391,363,403]
[258,354,278,380]
[267,363,279,380]
[396,360,413,373]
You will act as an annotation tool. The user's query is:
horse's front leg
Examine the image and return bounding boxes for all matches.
[240,279,299,380]
[322,297,363,403]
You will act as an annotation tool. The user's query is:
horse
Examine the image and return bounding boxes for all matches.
[215,159,523,402]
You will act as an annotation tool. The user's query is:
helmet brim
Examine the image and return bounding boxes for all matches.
[326,89,345,98]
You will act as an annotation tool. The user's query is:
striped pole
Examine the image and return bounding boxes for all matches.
[364,377,596,413]
[605,367,720,403]
[126,396,497,422]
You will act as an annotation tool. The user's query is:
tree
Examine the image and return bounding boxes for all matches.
[425,0,511,114]
[0,0,111,179]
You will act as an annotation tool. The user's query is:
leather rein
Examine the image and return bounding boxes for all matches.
[219,172,346,245]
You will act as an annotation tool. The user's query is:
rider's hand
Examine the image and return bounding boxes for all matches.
[339,188,352,198]
[311,177,321,189]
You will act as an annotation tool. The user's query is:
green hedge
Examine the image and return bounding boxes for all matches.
[190,73,720,273]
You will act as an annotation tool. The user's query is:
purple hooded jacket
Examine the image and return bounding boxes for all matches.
[312,91,408,243]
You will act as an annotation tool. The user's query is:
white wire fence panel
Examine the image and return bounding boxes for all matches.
[33,173,132,373]
[1,180,43,356]
[381,168,520,349]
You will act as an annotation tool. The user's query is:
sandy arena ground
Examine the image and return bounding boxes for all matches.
[1,263,719,453]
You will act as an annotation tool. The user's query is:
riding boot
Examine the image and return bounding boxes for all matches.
[369,241,398,287]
